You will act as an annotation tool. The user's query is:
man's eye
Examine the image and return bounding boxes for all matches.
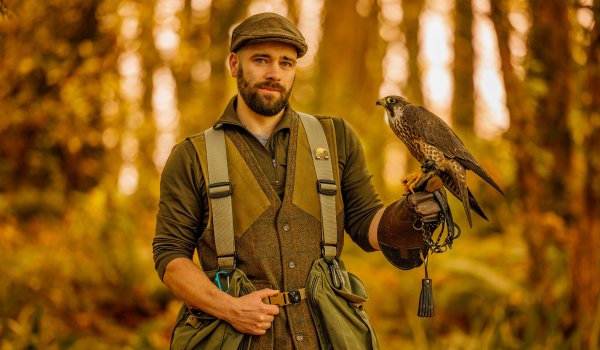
[255,58,267,63]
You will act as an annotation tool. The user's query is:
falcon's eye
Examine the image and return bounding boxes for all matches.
[387,97,397,104]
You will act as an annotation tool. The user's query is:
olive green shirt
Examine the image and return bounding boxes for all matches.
[153,96,384,280]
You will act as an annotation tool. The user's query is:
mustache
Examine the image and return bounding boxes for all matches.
[254,81,285,92]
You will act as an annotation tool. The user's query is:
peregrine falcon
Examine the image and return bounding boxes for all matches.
[377,95,504,227]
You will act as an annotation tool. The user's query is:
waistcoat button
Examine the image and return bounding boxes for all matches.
[282,224,290,232]
[288,261,296,269]
[296,333,304,342]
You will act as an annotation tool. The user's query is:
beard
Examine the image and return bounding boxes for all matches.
[237,65,293,117]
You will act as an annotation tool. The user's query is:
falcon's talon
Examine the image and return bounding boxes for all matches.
[401,171,425,193]
[421,159,437,174]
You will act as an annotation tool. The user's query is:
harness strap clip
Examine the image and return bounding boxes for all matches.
[208,181,232,198]
[264,288,307,306]
[214,270,231,292]
[317,179,337,196]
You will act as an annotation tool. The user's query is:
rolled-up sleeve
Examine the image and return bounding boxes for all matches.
[334,118,384,252]
[153,140,205,280]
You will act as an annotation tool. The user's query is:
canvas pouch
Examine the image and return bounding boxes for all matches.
[306,258,379,350]
[170,268,255,350]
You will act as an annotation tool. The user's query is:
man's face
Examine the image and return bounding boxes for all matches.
[230,42,297,117]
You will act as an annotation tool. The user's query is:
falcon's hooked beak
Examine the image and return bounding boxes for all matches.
[376,98,392,115]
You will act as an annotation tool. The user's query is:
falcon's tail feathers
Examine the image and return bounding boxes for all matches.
[452,167,473,228]
[461,190,473,228]
[440,172,488,222]
[462,159,504,195]
[467,189,489,221]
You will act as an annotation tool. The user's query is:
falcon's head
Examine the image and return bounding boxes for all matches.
[376,95,410,122]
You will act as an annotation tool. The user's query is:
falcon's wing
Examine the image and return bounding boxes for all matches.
[403,104,503,194]
[403,104,472,161]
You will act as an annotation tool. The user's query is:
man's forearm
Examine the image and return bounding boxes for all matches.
[163,257,234,319]
[163,257,281,335]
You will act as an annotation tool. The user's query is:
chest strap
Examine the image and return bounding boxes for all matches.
[297,113,338,260]
[203,113,338,271]
[204,125,235,271]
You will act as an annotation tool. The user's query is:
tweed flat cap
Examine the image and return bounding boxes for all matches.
[230,12,307,58]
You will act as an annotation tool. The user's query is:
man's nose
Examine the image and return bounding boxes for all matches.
[264,63,282,80]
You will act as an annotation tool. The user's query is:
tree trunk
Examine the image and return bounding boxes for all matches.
[451,0,474,132]
[317,0,388,190]
[524,0,573,305]
[317,0,383,115]
[569,2,600,347]
[208,1,248,113]
[491,0,594,345]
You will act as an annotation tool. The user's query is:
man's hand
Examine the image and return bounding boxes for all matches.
[406,173,444,224]
[371,174,446,269]
[368,174,444,251]
[224,288,281,335]
[407,192,442,224]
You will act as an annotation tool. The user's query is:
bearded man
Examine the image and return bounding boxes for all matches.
[153,12,443,350]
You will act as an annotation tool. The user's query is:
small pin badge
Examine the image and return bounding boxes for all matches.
[315,147,329,160]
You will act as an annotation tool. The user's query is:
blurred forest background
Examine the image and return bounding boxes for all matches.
[1,0,599,349]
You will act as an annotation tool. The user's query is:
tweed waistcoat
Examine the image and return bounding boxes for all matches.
[191,114,344,349]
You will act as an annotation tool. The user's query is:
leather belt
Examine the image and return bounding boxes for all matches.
[263,288,307,306]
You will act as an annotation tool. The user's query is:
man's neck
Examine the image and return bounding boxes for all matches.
[236,95,285,137]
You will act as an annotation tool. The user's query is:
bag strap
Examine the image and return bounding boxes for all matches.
[204,126,235,271]
[297,112,338,260]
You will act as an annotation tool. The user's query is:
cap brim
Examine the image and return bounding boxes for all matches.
[231,36,307,58]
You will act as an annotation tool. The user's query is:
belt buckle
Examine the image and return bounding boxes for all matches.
[267,293,285,306]
[288,290,301,305]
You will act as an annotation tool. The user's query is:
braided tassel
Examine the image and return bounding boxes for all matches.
[417,254,434,317]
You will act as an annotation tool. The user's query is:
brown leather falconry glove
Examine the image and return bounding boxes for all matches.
[377,174,444,270]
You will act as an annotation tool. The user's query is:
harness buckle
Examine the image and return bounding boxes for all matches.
[265,288,307,306]
[317,179,337,196]
[208,182,232,198]
[288,290,301,305]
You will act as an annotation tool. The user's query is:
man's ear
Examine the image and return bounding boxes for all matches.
[229,53,239,77]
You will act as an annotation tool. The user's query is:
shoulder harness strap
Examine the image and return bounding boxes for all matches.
[203,126,235,271]
[297,112,338,261]
[204,113,339,268]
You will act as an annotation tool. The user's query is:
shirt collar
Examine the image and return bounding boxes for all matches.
[214,95,295,134]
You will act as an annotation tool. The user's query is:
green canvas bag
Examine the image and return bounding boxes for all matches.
[170,268,255,350]
[306,258,379,350]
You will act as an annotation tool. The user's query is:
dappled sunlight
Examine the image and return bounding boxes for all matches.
[383,141,408,189]
[419,0,453,119]
[296,0,325,70]
[248,0,288,16]
[152,67,180,171]
[378,0,404,99]
[474,0,510,139]
[118,2,143,195]
[152,0,182,172]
